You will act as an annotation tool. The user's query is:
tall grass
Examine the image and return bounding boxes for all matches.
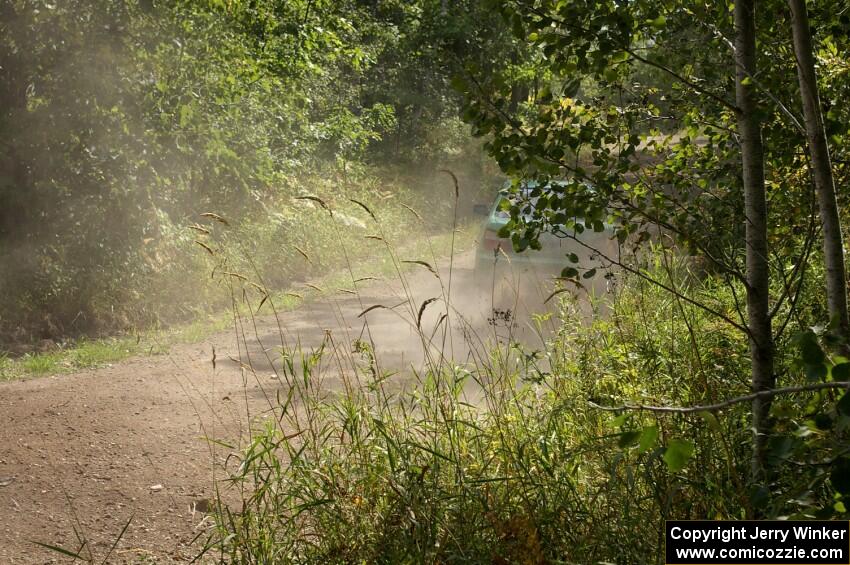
[189,190,807,564]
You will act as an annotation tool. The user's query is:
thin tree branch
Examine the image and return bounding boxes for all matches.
[522,3,740,113]
[589,381,849,414]
[705,22,806,135]
[552,231,753,337]
[625,48,740,114]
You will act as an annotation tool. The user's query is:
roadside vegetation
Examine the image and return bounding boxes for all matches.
[195,225,842,564]
[198,0,850,562]
[6,0,850,563]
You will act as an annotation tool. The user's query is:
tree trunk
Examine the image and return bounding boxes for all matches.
[508,51,528,115]
[788,0,849,349]
[734,0,775,485]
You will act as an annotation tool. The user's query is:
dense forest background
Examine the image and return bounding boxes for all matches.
[0,0,519,343]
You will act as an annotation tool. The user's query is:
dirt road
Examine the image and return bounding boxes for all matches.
[0,251,563,563]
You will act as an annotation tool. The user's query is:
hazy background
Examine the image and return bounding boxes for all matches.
[0,0,515,350]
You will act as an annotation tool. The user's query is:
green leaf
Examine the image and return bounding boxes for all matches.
[798,330,826,365]
[749,484,770,510]
[649,15,667,28]
[582,268,597,279]
[638,425,658,453]
[612,50,629,63]
[563,78,581,98]
[663,439,694,472]
[699,411,722,433]
[561,267,579,278]
[30,541,84,559]
[767,434,799,464]
[831,458,850,496]
[807,363,828,382]
[618,430,641,448]
[837,391,850,417]
[833,362,850,381]
[179,104,193,127]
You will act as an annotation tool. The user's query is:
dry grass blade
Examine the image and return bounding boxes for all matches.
[543,284,583,304]
[417,297,439,329]
[543,288,569,305]
[354,276,379,283]
[223,271,249,281]
[429,312,449,341]
[365,234,385,241]
[400,203,423,221]
[337,288,357,295]
[30,541,86,560]
[194,240,215,255]
[101,512,134,565]
[295,246,313,264]
[188,224,210,234]
[439,169,459,199]
[295,195,331,213]
[304,283,325,293]
[358,304,388,318]
[401,260,438,277]
[199,212,230,225]
[256,293,270,314]
[349,198,377,221]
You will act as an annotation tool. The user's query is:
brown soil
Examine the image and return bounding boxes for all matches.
[0,252,561,564]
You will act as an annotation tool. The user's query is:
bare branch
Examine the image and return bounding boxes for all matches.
[554,231,753,337]
[589,381,849,414]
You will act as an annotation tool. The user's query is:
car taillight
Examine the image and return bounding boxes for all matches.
[481,229,507,252]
